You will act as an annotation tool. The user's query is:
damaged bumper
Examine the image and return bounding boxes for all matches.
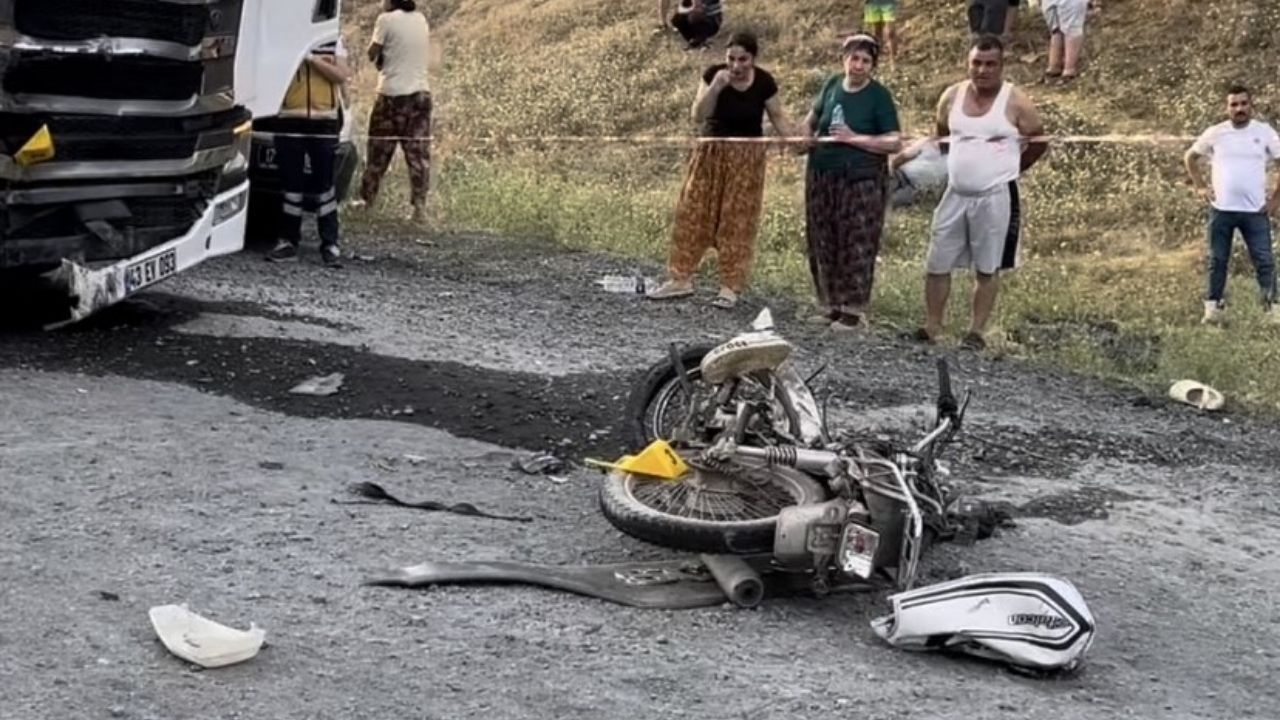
[44,180,248,327]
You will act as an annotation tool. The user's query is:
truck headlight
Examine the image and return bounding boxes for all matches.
[213,189,248,226]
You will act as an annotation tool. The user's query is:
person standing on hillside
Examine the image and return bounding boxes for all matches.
[266,40,353,266]
[1184,85,1280,325]
[1040,0,1095,81]
[917,35,1048,349]
[967,0,1011,38]
[800,34,902,331]
[352,0,432,222]
[646,33,797,309]
[862,1,899,67]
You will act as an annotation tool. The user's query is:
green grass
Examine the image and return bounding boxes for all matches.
[337,0,1280,412]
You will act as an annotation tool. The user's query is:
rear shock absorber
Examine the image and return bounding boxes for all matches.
[735,445,840,474]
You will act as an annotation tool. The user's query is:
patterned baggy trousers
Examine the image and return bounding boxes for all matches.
[804,166,890,313]
[666,141,768,293]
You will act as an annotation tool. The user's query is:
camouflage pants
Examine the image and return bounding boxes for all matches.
[359,91,431,207]
[667,141,767,293]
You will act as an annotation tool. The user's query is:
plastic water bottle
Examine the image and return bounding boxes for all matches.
[596,274,653,294]
[830,104,847,131]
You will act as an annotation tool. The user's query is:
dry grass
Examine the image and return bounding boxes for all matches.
[336,0,1280,411]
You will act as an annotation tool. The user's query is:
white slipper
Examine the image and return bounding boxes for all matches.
[149,604,266,668]
[1168,380,1225,412]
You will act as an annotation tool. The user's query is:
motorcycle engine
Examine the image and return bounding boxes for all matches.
[772,498,854,569]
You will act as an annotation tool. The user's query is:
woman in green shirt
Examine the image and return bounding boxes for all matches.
[801,34,902,330]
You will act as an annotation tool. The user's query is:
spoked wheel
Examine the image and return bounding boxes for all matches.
[600,453,828,554]
[626,344,802,449]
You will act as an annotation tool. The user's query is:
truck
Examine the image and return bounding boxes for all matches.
[0,0,354,326]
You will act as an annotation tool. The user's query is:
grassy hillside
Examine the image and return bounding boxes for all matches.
[338,0,1280,410]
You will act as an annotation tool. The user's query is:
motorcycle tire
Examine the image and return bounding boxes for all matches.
[625,343,803,450]
[599,462,828,554]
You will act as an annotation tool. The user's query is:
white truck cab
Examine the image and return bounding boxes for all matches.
[0,0,345,325]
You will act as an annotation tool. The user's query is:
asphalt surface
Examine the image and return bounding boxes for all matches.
[1,228,1277,719]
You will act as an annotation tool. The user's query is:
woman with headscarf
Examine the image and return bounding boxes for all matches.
[801,34,902,330]
[646,32,797,309]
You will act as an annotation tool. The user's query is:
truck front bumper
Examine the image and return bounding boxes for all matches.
[45,180,249,327]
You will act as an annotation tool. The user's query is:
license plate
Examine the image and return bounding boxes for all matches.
[838,524,881,579]
[125,248,178,294]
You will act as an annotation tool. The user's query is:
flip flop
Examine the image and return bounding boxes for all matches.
[710,289,738,309]
[1168,380,1225,412]
[646,281,694,300]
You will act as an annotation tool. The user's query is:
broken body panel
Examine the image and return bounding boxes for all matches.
[0,0,340,324]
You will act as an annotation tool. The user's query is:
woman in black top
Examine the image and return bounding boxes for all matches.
[647,32,797,309]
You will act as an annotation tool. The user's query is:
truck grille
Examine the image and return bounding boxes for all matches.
[14,0,214,47]
[3,55,207,102]
[0,108,246,163]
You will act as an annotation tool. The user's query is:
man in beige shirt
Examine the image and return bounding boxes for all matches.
[354,0,432,222]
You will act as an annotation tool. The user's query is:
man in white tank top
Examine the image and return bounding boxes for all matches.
[917,36,1048,350]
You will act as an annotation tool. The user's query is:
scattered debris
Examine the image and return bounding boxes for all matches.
[334,481,533,523]
[148,604,266,669]
[512,453,566,475]
[258,461,285,471]
[369,457,398,473]
[289,373,344,397]
[96,590,120,602]
[403,453,430,465]
[546,475,570,485]
[1168,379,1224,412]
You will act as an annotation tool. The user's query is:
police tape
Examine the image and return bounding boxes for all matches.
[250,130,1201,146]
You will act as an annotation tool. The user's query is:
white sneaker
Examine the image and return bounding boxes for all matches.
[1201,300,1225,325]
[1267,304,1280,325]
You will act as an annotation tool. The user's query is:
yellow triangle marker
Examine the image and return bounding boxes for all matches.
[584,439,689,480]
[15,125,55,167]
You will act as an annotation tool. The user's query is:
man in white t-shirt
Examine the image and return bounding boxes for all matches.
[1184,85,1280,324]
[353,0,432,222]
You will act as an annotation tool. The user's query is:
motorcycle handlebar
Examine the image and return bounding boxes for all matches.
[936,358,959,422]
[911,416,953,455]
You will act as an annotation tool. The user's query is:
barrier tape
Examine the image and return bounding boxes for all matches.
[251,130,1200,146]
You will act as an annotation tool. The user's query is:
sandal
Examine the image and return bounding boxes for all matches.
[646,280,694,300]
[907,327,936,345]
[805,308,838,325]
[830,312,866,333]
[960,331,987,351]
[710,288,738,309]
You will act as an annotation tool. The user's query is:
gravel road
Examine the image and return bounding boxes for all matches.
[1,229,1276,720]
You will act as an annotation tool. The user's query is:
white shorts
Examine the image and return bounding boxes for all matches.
[1042,0,1088,37]
[925,182,1022,275]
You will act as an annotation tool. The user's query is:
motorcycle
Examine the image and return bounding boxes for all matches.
[600,309,978,592]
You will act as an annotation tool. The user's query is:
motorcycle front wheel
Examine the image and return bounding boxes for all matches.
[599,456,828,554]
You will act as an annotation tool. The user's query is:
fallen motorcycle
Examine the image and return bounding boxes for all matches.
[599,309,982,592]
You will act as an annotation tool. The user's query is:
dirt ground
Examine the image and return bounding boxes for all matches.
[1,231,1277,720]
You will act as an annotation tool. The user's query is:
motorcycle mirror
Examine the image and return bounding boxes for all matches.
[751,308,775,331]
